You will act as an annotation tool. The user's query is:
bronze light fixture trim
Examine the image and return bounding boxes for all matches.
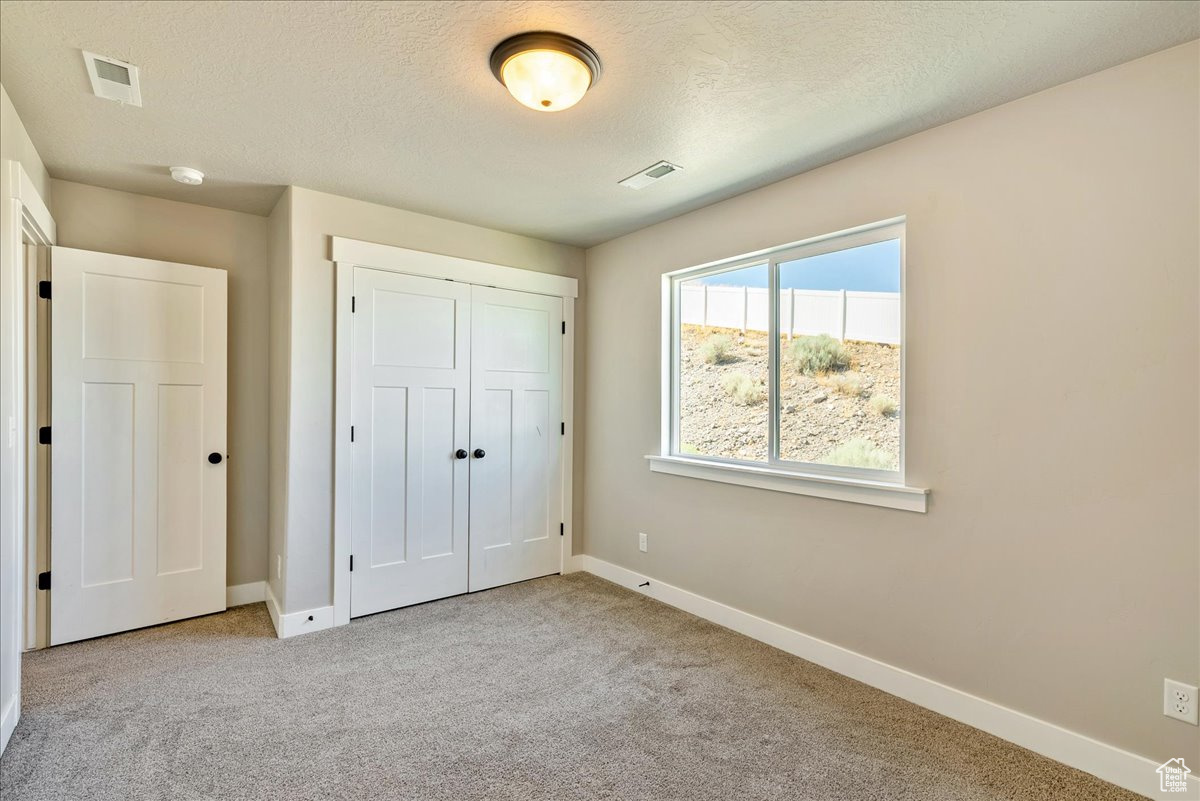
[489,31,602,112]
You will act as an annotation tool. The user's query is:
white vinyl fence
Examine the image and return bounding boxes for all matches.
[680,285,900,345]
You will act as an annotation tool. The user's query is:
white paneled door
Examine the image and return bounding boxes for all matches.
[50,247,227,645]
[348,270,563,617]
[468,286,563,592]
[350,269,471,617]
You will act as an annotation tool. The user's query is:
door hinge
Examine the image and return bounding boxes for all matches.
[561,320,566,334]
[38,281,51,300]
[560,523,564,537]
[38,426,51,445]
[350,555,354,572]
[350,425,355,442]
[37,571,50,590]
[351,296,356,313]
[561,422,565,436]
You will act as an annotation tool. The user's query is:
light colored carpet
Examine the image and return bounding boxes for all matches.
[1,573,1139,801]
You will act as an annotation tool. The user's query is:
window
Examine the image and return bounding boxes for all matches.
[654,218,926,511]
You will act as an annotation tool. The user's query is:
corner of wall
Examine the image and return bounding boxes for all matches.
[1,84,51,206]
[266,187,294,610]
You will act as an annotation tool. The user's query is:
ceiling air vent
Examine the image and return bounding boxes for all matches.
[83,51,142,106]
[618,160,682,190]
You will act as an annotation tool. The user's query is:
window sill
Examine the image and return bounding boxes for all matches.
[645,455,929,513]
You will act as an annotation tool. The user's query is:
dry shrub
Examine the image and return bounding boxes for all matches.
[699,334,736,365]
[722,373,765,405]
[869,395,898,416]
[822,438,895,470]
[821,371,865,398]
[789,334,849,375]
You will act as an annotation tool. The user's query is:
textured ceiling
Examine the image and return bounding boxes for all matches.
[2,1,1197,246]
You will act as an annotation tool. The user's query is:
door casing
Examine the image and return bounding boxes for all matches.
[1,160,55,756]
[332,237,578,629]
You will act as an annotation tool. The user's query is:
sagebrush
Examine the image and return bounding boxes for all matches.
[869,395,898,416]
[699,334,736,365]
[822,371,865,398]
[789,334,849,375]
[722,372,765,405]
[822,438,894,470]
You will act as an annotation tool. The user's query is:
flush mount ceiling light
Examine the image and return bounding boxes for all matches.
[489,31,601,112]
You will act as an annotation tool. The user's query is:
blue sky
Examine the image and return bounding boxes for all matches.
[694,238,900,292]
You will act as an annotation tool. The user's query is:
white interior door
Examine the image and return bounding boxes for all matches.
[49,247,227,645]
[468,285,563,591]
[350,268,470,617]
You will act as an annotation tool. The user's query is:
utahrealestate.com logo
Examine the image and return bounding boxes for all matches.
[1157,758,1192,793]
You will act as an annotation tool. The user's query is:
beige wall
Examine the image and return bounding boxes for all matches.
[582,41,1199,765]
[50,180,271,587]
[279,187,586,612]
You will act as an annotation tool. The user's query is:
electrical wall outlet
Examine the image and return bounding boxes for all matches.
[1164,679,1198,725]
[638,532,648,553]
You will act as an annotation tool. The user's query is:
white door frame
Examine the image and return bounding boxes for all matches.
[1,160,55,754]
[332,237,578,628]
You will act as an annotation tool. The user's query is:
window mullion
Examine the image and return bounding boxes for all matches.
[768,259,780,466]
[670,277,681,454]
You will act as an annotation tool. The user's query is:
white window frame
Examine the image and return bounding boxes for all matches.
[647,217,929,512]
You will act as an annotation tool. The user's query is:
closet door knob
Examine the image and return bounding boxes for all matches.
[473,449,486,459]
[455,449,468,460]
[208,452,223,465]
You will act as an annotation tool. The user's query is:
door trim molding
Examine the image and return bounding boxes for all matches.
[331,237,578,299]
[332,241,578,632]
[333,258,353,628]
[8,160,55,244]
[10,160,55,651]
[1,161,55,756]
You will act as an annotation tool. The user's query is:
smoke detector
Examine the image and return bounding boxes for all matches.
[170,167,204,186]
[618,160,682,190]
[83,51,142,106]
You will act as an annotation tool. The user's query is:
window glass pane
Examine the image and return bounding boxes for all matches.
[678,263,769,462]
[777,238,901,471]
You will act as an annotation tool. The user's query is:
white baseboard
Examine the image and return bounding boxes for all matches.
[576,555,1196,801]
[264,582,282,635]
[263,582,335,639]
[275,604,335,639]
[226,581,266,608]
[0,693,17,755]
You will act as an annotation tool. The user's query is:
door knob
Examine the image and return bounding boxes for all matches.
[208,452,223,465]
[455,449,468,460]
[473,449,486,459]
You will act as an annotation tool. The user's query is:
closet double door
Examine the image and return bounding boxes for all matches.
[350,268,563,618]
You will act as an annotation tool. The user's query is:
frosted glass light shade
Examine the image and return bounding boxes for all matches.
[501,49,591,112]
[490,32,601,113]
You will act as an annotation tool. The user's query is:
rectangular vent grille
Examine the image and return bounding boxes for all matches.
[94,59,131,86]
[618,160,682,190]
[83,51,142,106]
